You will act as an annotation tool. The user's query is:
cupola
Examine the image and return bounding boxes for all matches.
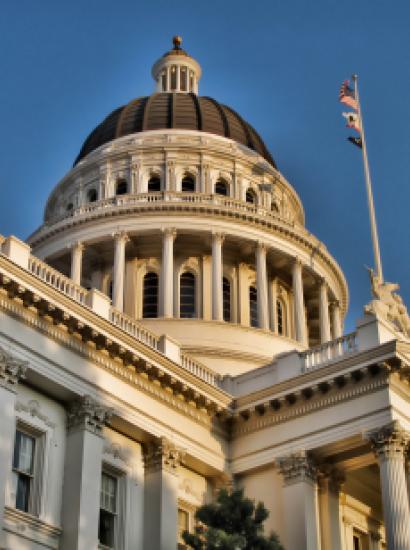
[151,36,202,94]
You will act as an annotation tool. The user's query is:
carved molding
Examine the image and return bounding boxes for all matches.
[0,345,27,392]
[367,420,410,461]
[15,399,56,428]
[103,441,131,465]
[66,395,114,436]
[143,437,185,475]
[277,451,318,484]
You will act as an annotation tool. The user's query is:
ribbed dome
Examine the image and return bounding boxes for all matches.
[74,93,276,167]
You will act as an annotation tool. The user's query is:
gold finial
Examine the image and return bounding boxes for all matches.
[172,35,182,49]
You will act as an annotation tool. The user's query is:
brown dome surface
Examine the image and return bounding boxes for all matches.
[74,93,276,167]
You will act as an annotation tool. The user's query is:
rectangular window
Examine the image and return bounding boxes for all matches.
[99,472,118,548]
[12,430,35,513]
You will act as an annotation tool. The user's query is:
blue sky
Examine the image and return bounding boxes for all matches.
[1,0,409,332]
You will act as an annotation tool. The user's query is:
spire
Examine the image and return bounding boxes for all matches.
[151,37,202,94]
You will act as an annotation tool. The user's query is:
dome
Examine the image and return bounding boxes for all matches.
[74,93,276,167]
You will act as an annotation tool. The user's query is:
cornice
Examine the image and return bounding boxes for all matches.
[235,340,400,410]
[30,201,348,312]
[0,256,232,414]
[232,371,389,437]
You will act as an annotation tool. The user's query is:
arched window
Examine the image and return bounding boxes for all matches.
[181,175,195,192]
[116,179,128,195]
[108,280,113,301]
[271,201,279,213]
[215,180,228,196]
[276,299,284,335]
[223,277,231,322]
[143,272,159,318]
[148,176,161,192]
[180,272,196,318]
[246,189,256,204]
[87,188,98,203]
[171,65,177,91]
[249,285,258,327]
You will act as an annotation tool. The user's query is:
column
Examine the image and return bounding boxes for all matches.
[318,470,344,550]
[278,451,322,550]
[60,396,113,550]
[319,279,331,343]
[331,301,343,339]
[212,233,224,321]
[0,347,27,548]
[368,421,410,550]
[202,255,212,321]
[161,228,176,317]
[143,437,184,550]
[176,66,180,91]
[71,241,84,285]
[112,232,129,311]
[166,67,171,92]
[256,243,269,329]
[292,258,307,345]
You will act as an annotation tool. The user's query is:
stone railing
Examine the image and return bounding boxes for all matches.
[180,352,220,386]
[300,332,358,372]
[109,308,160,350]
[46,191,297,227]
[1,244,220,387]
[28,256,88,304]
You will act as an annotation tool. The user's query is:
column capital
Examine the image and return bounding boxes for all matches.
[256,241,267,253]
[66,395,114,436]
[112,231,130,244]
[143,437,185,475]
[71,240,84,252]
[318,276,329,289]
[0,346,27,392]
[330,299,341,310]
[212,231,225,244]
[161,227,177,240]
[277,450,318,484]
[367,420,409,461]
[293,256,304,268]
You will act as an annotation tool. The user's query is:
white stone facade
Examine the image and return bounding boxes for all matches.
[0,40,409,550]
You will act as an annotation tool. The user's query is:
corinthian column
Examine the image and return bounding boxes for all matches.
[212,232,224,321]
[161,228,176,317]
[70,241,84,285]
[256,243,269,329]
[319,278,331,343]
[368,421,410,550]
[112,232,129,311]
[292,259,307,345]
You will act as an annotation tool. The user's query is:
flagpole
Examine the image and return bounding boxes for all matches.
[352,74,384,283]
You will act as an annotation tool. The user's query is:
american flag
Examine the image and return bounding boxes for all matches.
[339,80,358,111]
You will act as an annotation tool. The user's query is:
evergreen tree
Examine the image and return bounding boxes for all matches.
[182,488,284,550]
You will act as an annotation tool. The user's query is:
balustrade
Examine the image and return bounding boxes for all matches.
[301,332,358,372]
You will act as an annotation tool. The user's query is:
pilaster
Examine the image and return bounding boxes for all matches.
[61,396,113,550]
[143,438,185,550]
[278,451,321,550]
[161,228,176,317]
[0,347,27,548]
[292,258,307,345]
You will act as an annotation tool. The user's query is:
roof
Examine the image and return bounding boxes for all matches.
[74,93,276,167]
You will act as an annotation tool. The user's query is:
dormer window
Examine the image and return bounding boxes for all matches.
[116,179,128,195]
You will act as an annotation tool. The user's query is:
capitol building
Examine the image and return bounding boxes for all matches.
[0,37,409,550]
